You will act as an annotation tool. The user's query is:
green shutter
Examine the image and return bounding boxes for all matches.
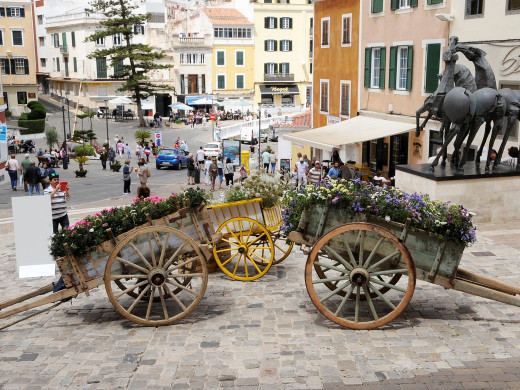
[389,46,397,90]
[24,59,29,74]
[411,0,418,7]
[0,8,5,17]
[73,57,77,72]
[390,0,399,10]
[264,63,268,74]
[6,7,11,16]
[371,0,383,13]
[289,17,293,28]
[425,43,441,93]
[237,51,244,65]
[364,48,371,88]
[428,0,444,3]
[286,63,290,73]
[406,45,413,91]
[20,7,25,17]
[274,63,278,73]
[3,58,10,74]
[56,57,60,72]
[379,47,386,89]
[217,51,224,65]
[62,32,67,47]
[289,41,292,51]
[264,40,268,51]
[274,18,277,28]
[71,31,75,47]
[265,17,269,28]
[274,40,277,51]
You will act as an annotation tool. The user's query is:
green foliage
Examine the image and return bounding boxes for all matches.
[45,126,59,150]
[19,112,29,120]
[75,145,96,157]
[135,129,151,143]
[27,101,44,110]
[5,110,12,118]
[182,187,210,209]
[174,119,183,124]
[72,129,97,145]
[27,108,46,120]
[111,159,122,166]
[18,119,45,134]
[75,156,89,171]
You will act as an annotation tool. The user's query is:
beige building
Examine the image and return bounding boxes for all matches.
[251,0,313,115]
[0,0,38,116]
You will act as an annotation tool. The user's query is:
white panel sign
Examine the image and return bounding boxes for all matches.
[12,196,55,278]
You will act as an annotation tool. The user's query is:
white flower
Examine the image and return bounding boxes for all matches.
[255,193,261,197]
[385,216,391,222]
[468,211,476,216]
[89,228,94,233]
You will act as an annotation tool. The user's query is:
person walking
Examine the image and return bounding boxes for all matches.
[44,172,70,234]
[117,141,124,158]
[135,143,143,159]
[108,147,116,166]
[137,159,151,186]
[99,148,108,170]
[186,153,196,185]
[125,143,131,159]
[294,157,309,187]
[204,158,212,186]
[239,164,248,183]
[122,160,132,195]
[209,157,218,191]
[224,158,234,186]
[262,149,270,173]
[20,154,31,192]
[40,162,51,189]
[217,156,224,190]
[24,161,42,195]
[196,146,205,170]
[269,150,277,174]
[144,144,151,163]
[6,154,21,191]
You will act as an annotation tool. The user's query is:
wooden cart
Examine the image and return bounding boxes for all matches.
[289,204,520,330]
[0,205,220,330]
[207,198,293,281]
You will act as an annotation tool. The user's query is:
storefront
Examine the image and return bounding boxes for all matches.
[259,85,300,113]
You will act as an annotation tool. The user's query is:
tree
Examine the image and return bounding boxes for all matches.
[45,126,59,150]
[135,130,151,144]
[85,0,172,127]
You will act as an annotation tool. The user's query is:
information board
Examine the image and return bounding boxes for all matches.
[222,139,241,166]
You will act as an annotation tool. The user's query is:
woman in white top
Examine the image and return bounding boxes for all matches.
[204,158,212,185]
[6,154,21,191]
[373,170,390,187]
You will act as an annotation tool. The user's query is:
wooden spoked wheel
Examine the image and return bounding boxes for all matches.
[271,229,294,265]
[305,223,416,330]
[213,217,274,281]
[104,226,208,326]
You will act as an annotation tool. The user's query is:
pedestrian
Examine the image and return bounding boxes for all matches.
[209,157,218,191]
[123,159,133,195]
[144,144,151,163]
[44,172,70,234]
[262,149,270,173]
[269,150,277,174]
[99,147,108,170]
[294,157,309,187]
[137,159,151,186]
[117,141,124,158]
[108,147,116,165]
[125,143,131,159]
[224,157,234,186]
[196,146,205,170]
[353,167,363,181]
[339,162,352,180]
[250,143,255,155]
[186,153,196,185]
[20,153,31,192]
[307,161,322,185]
[114,134,119,145]
[239,164,248,183]
[204,158,212,186]
[40,162,51,189]
[217,156,224,189]
[328,162,340,180]
[25,161,42,195]
[6,154,20,191]
[136,143,143,159]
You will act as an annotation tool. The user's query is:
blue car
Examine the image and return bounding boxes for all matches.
[156,148,188,170]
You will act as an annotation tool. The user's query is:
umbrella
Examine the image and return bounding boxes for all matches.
[108,96,134,105]
[169,102,194,111]
[222,100,252,107]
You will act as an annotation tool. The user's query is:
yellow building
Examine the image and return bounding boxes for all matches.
[0,0,38,116]
[203,8,255,105]
[251,0,313,115]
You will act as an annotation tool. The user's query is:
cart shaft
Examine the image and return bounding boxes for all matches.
[0,284,54,311]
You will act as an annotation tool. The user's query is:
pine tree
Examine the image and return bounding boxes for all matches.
[86,0,171,127]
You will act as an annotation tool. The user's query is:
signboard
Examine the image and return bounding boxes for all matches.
[12,196,55,278]
[28,93,36,99]
[222,139,241,167]
[37,85,43,93]
[0,125,6,142]
[327,115,341,126]
[154,132,162,147]
[210,114,216,120]
[280,158,291,172]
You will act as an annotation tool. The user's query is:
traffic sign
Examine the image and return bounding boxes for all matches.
[37,85,43,93]
[210,114,216,120]
[154,132,162,147]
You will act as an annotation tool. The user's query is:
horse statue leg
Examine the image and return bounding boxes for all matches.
[476,120,491,163]
[486,119,504,171]
[416,104,433,137]
[432,123,460,169]
[495,115,516,168]
[459,117,484,168]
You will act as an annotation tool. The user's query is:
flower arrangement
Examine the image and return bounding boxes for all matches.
[281,179,477,246]
[50,188,210,259]
[219,172,287,208]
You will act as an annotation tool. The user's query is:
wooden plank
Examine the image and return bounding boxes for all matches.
[456,268,520,295]
[0,284,54,311]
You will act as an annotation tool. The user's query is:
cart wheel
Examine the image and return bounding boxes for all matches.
[272,230,294,265]
[104,226,208,326]
[306,223,415,330]
[214,217,274,281]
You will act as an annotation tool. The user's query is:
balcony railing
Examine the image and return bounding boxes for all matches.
[172,35,211,48]
[60,45,68,54]
[264,73,294,82]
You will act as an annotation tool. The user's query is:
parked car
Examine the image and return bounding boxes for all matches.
[240,125,268,144]
[203,142,222,158]
[156,148,188,170]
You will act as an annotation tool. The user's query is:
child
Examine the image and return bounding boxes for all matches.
[239,164,248,183]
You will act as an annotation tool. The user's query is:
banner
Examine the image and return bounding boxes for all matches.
[222,139,241,166]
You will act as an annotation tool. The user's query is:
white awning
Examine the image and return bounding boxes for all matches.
[283,116,415,152]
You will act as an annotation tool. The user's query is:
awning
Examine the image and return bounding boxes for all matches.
[260,85,299,95]
[283,116,415,152]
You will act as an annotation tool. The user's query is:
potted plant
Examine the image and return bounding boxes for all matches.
[110,159,122,172]
[74,156,89,177]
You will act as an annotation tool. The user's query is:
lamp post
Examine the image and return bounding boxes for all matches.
[66,96,71,137]
[258,102,262,172]
[61,95,68,169]
[104,99,109,147]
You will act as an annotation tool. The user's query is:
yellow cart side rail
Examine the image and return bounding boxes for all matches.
[262,203,283,232]
[207,198,264,210]
[207,198,265,229]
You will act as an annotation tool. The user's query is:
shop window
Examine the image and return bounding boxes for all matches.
[17,91,27,104]
[281,95,294,107]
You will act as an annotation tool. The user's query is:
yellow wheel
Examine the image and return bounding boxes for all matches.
[214,217,274,281]
[272,230,294,265]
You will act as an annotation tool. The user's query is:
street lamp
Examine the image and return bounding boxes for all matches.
[104,99,109,147]
[61,95,68,169]
[258,102,262,172]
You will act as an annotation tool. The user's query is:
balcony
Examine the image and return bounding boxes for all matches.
[264,73,294,82]
[172,35,211,48]
[60,45,68,54]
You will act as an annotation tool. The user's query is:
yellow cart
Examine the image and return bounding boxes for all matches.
[207,198,293,281]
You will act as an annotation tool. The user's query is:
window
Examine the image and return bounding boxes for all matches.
[17,91,27,105]
[341,15,351,46]
[265,17,276,29]
[427,0,444,4]
[236,50,244,66]
[40,58,46,68]
[236,74,244,89]
[372,0,384,13]
[180,53,205,64]
[37,15,43,24]
[95,32,105,46]
[96,57,107,78]
[281,40,292,52]
[113,33,122,46]
[134,25,144,34]
[321,17,330,48]
[281,95,294,107]
[9,7,22,17]
[400,0,410,8]
[216,50,225,66]
[424,43,441,93]
[280,62,290,74]
[320,80,329,113]
[11,29,23,46]
[265,62,277,74]
[364,47,386,89]
[113,60,124,76]
[507,0,520,11]
[38,37,44,46]
[265,40,277,52]
[217,75,225,90]
[0,30,3,46]
[280,17,292,29]
[391,0,418,10]
[340,81,350,117]
[0,58,7,74]
[53,33,59,47]
[466,0,484,16]
[310,17,313,36]
[73,57,77,72]
[98,86,108,96]
[264,0,272,3]
[214,28,251,38]
[71,31,75,47]
[389,46,413,91]
[56,57,60,72]
[14,58,26,75]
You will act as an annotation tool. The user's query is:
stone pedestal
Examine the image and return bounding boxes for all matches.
[395,163,520,224]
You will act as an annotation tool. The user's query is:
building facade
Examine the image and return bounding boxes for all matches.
[312,0,360,162]
[0,0,38,116]
[252,0,313,115]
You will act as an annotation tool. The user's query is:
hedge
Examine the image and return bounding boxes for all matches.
[18,119,46,134]
[27,101,44,110]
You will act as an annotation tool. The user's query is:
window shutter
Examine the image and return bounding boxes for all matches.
[371,0,383,13]
[289,41,292,51]
[289,18,293,28]
[62,32,67,47]
[390,0,399,10]
[24,59,29,74]
[286,63,290,73]
[406,45,413,91]
[379,47,386,89]
[274,63,278,73]
[411,0,418,7]
[10,59,15,73]
[274,40,277,51]
[364,48,371,88]
[274,17,277,28]
[4,58,10,74]
[264,63,268,74]
[6,7,11,17]
[265,17,269,28]
[20,7,25,17]
[0,8,5,17]
[264,40,268,51]
[425,43,441,93]
[71,31,76,47]
[73,57,77,72]
[388,46,397,90]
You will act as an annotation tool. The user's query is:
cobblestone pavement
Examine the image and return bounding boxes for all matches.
[0,217,520,389]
